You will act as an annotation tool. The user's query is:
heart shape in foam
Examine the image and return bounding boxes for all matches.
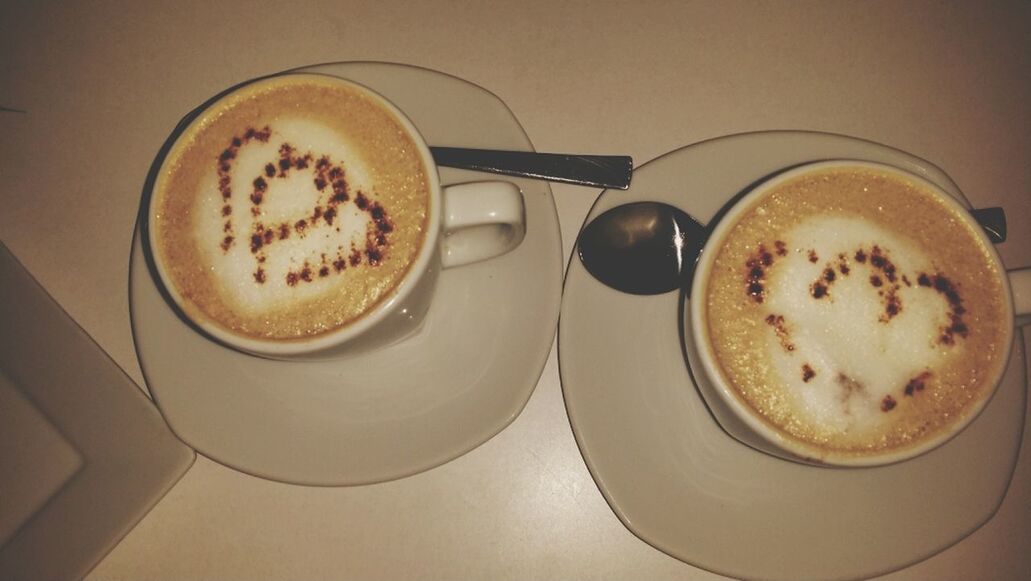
[695,161,1013,465]
[195,120,399,311]
[754,215,972,438]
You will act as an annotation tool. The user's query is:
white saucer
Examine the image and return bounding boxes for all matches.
[559,131,1026,581]
[129,62,562,486]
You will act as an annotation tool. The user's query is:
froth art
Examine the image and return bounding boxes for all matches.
[744,236,969,418]
[214,125,396,288]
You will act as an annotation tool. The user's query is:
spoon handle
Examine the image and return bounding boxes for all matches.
[970,207,1006,243]
[430,147,633,190]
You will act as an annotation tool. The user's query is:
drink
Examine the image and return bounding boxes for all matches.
[150,74,431,342]
[699,165,1009,460]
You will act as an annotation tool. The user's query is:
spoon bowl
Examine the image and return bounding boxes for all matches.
[577,202,708,296]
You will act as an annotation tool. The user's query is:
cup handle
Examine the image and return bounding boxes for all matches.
[440,181,525,268]
[1010,267,1031,327]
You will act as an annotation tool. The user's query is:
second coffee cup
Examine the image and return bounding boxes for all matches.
[688,160,1030,467]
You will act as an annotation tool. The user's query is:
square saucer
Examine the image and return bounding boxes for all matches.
[129,62,563,485]
[559,131,1025,581]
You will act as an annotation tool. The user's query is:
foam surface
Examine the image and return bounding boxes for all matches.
[195,118,375,314]
[153,76,431,340]
[763,216,947,436]
[703,167,1008,455]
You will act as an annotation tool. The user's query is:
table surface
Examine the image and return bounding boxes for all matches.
[2,1,1029,579]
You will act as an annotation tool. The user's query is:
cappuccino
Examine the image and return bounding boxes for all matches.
[703,166,1008,458]
[151,75,431,341]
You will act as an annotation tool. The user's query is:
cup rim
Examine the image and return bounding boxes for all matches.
[689,159,1016,467]
[146,72,442,358]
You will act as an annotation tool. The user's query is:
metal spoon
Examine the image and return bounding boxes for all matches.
[577,202,1007,296]
[577,202,707,295]
[430,147,632,190]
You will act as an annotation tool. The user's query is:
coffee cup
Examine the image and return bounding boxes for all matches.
[146,73,525,359]
[688,160,1030,467]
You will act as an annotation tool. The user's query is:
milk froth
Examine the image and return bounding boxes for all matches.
[704,168,1007,456]
[763,216,948,436]
[152,75,431,340]
[194,118,377,314]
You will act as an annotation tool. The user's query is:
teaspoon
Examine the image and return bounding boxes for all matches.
[577,202,707,296]
[577,202,1007,296]
[430,147,632,190]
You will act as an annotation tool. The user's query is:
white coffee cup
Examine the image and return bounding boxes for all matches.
[147,74,525,360]
[687,160,1031,467]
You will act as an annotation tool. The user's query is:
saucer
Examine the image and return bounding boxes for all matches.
[559,131,1026,581]
[129,62,562,486]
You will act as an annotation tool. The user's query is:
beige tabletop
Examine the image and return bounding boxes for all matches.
[3,1,1029,579]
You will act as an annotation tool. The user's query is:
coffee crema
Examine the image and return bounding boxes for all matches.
[703,167,1008,457]
[151,75,431,340]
